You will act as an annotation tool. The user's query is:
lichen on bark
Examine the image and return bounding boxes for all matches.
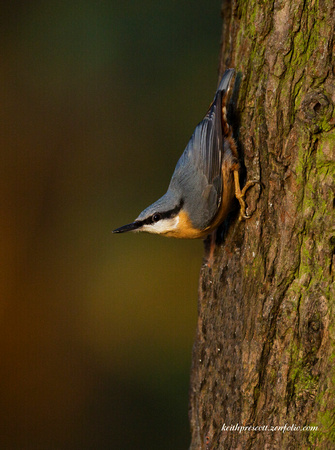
[189,0,335,448]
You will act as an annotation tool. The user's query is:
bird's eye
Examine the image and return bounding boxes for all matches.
[152,213,161,222]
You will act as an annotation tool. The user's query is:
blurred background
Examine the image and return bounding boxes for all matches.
[0,1,222,448]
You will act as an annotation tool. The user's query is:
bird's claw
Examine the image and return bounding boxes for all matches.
[234,178,260,221]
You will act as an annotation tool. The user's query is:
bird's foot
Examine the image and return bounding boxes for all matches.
[233,170,260,221]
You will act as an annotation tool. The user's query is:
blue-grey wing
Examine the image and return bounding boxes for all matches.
[197,68,235,187]
[169,69,235,229]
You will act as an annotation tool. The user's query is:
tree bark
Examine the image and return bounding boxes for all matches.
[189,1,335,449]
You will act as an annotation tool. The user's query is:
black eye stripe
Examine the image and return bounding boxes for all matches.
[137,199,184,227]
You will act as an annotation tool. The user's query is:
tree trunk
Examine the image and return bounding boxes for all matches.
[189,1,335,448]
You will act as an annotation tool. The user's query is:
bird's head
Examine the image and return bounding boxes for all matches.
[113,188,206,238]
[113,192,190,237]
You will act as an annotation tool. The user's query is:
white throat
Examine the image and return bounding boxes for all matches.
[141,216,180,234]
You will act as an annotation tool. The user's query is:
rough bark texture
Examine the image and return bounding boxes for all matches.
[189,1,335,449]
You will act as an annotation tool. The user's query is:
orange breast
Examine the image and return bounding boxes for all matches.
[164,210,206,239]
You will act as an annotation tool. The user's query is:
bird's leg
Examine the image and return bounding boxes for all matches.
[233,170,259,221]
[207,230,217,267]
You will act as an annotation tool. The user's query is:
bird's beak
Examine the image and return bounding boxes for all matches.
[112,221,142,234]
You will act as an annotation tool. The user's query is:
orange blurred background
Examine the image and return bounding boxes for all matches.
[0,2,222,448]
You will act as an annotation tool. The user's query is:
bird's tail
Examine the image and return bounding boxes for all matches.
[216,68,235,94]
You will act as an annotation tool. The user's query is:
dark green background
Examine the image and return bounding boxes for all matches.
[1,2,222,448]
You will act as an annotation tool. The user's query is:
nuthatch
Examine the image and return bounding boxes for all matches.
[113,69,257,239]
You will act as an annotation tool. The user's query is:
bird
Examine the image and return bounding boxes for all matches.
[113,69,257,240]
